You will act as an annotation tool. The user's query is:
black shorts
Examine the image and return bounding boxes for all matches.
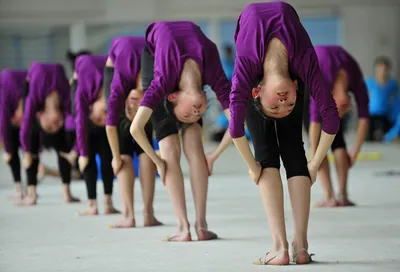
[305,118,347,152]
[141,45,202,142]
[246,82,309,180]
[330,120,347,151]
[117,116,153,157]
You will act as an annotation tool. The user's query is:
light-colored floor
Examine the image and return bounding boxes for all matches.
[0,139,400,272]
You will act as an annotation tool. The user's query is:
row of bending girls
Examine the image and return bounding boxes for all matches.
[127,1,366,265]
[0,0,370,266]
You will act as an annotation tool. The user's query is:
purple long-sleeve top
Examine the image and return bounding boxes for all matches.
[229,2,340,138]
[0,69,27,153]
[20,62,72,152]
[140,21,231,111]
[75,55,107,156]
[106,36,145,126]
[310,45,369,122]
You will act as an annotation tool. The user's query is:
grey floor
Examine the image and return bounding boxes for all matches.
[0,139,400,272]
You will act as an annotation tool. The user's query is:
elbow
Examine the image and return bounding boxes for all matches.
[129,121,140,140]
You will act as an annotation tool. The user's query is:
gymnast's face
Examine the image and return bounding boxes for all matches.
[11,99,24,127]
[255,79,297,118]
[332,87,351,118]
[168,89,208,123]
[38,110,64,133]
[90,93,107,127]
[125,89,143,121]
[39,91,64,133]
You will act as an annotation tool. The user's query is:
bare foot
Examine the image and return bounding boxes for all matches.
[144,214,163,227]
[108,218,136,228]
[292,248,314,265]
[253,250,290,265]
[162,232,192,242]
[16,196,37,206]
[78,207,99,216]
[104,205,121,215]
[337,198,356,207]
[313,198,338,208]
[65,196,81,204]
[196,227,218,241]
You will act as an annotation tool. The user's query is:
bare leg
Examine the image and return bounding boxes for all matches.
[16,183,23,199]
[109,155,135,228]
[71,169,82,180]
[256,168,289,265]
[314,156,337,207]
[40,164,61,178]
[63,184,80,203]
[19,157,39,206]
[288,175,312,264]
[159,135,191,241]
[182,124,216,240]
[333,149,355,206]
[138,153,162,226]
[104,195,120,214]
[38,164,82,180]
[9,182,23,200]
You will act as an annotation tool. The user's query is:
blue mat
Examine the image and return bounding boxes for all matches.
[96,138,159,180]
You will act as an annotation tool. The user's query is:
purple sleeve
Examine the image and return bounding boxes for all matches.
[229,57,261,138]
[0,89,12,153]
[309,97,320,123]
[298,49,339,134]
[351,73,369,119]
[75,87,90,156]
[106,70,126,126]
[64,114,75,131]
[140,43,180,110]
[205,45,231,110]
[72,142,79,153]
[20,93,39,152]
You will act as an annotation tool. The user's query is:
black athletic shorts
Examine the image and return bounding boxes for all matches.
[246,79,310,179]
[305,117,347,152]
[330,120,347,151]
[117,115,153,157]
[141,45,202,142]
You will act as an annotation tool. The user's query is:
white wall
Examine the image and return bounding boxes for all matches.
[0,0,399,78]
[342,5,400,78]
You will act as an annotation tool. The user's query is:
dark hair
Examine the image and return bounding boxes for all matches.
[223,45,233,58]
[224,45,233,53]
[65,49,93,71]
[374,56,391,69]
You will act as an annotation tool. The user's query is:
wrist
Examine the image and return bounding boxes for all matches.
[308,160,319,171]
[155,156,163,165]
[112,152,121,159]
[208,152,217,162]
[352,146,360,155]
